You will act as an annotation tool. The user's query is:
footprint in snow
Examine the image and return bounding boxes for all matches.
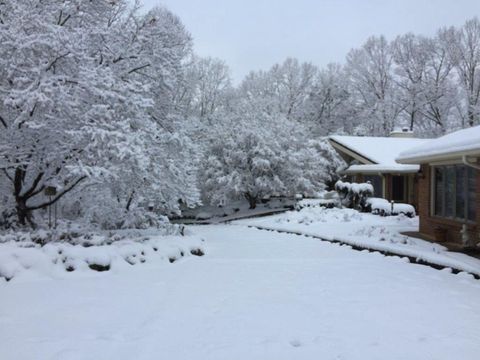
[289,339,302,348]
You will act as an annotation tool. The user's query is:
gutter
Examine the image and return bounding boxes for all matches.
[397,148,480,165]
[462,155,480,170]
[340,168,419,175]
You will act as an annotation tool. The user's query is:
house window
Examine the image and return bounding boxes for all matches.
[433,165,476,221]
[364,175,383,197]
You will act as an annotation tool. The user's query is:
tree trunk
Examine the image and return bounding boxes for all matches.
[15,198,36,228]
[245,193,257,209]
[126,190,135,211]
[468,106,476,127]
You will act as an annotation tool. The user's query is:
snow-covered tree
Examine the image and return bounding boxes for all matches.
[392,34,430,130]
[441,18,480,126]
[304,63,352,135]
[199,97,338,209]
[346,36,401,135]
[0,1,199,228]
[419,34,458,134]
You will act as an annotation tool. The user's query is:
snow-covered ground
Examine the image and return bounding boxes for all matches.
[1,223,480,360]
[172,198,296,223]
[238,207,480,276]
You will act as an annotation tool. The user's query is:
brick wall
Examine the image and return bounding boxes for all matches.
[477,165,480,244]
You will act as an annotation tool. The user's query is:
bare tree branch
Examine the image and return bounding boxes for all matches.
[21,172,44,199]
[127,63,151,74]
[0,114,7,128]
[27,176,87,211]
[46,52,70,72]
[2,169,13,183]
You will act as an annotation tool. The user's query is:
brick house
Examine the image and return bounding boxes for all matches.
[328,129,430,209]
[397,126,480,246]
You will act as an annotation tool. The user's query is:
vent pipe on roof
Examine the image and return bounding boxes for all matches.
[389,127,414,138]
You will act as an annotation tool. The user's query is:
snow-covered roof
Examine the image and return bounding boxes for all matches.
[329,135,429,166]
[397,125,480,164]
[342,164,420,175]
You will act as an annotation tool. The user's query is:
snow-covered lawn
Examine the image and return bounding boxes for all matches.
[1,223,480,359]
[238,206,480,276]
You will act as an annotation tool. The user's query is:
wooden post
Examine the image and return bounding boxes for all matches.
[44,187,57,229]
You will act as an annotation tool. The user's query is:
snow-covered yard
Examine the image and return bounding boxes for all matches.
[239,206,480,276]
[1,220,480,360]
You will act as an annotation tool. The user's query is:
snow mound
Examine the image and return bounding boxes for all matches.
[0,232,205,282]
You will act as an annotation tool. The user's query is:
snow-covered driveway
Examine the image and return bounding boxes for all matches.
[1,224,480,360]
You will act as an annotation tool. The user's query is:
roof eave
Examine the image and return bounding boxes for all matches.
[397,148,480,164]
[340,168,419,175]
[328,137,376,165]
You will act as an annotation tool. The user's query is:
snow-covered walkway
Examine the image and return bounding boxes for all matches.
[1,224,480,360]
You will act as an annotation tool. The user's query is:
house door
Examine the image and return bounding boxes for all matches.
[392,176,406,202]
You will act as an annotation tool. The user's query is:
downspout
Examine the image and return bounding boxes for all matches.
[462,155,480,170]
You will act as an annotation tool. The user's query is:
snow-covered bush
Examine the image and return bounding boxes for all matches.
[82,200,170,231]
[0,230,205,281]
[335,181,373,210]
[366,198,416,218]
[295,198,339,210]
[0,208,16,230]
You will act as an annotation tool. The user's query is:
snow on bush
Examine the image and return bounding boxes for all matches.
[295,197,339,210]
[0,228,205,282]
[335,181,373,210]
[366,198,416,217]
[277,206,364,226]
[83,202,174,231]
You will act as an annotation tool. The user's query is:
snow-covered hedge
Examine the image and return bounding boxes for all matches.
[0,229,206,282]
[335,181,373,210]
[366,198,416,218]
[295,197,339,210]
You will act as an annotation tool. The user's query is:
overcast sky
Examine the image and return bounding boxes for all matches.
[140,0,480,83]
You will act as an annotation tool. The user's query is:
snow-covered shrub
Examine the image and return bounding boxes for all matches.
[0,231,205,281]
[335,181,373,210]
[86,203,170,231]
[366,198,416,218]
[0,208,17,230]
[295,199,337,210]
